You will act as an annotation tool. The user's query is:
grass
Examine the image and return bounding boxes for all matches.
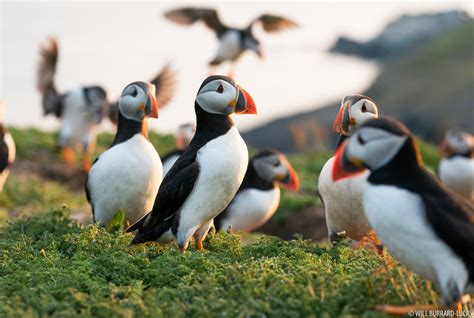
[0,207,448,318]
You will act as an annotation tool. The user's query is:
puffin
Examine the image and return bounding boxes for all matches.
[37,37,175,171]
[215,150,299,233]
[438,128,474,201]
[164,7,297,74]
[86,81,162,226]
[332,117,474,314]
[127,75,257,253]
[0,102,15,192]
[161,123,196,177]
[317,94,379,242]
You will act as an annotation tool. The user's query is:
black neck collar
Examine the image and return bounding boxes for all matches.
[112,112,148,147]
[446,151,473,159]
[194,102,234,136]
[368,137,424,186]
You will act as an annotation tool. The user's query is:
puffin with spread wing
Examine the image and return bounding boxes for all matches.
[37,37,175,171]
[164,7,298,73]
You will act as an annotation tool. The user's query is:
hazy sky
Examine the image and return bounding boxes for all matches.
[1,1,472,133]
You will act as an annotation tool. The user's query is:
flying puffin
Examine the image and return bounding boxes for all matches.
[0,102,15,192]
[86,81,162,226]
[438,128,474,201]
[127,75,257,253]
[333,117,474,314]
[37,37,175,171]
[164,7,298,74]
[215,150,299,233]
[317,95,379,242]
[161,123,196,177]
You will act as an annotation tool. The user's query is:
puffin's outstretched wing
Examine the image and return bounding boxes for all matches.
[164,7,227,37]
[37,37,63,117]
[249,14,298,33]
[149,63,176,109]
[108,64,177,125]
[127,153,200,244]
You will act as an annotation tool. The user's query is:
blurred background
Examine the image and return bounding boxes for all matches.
[1,0,473,240]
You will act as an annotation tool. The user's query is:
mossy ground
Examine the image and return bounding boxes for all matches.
[1,128,472,317]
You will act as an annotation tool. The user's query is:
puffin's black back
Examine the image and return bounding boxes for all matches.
[368,132,474,282]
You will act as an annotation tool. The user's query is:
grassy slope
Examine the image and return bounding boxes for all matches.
[1,128,468,317]
[0,208,444,317]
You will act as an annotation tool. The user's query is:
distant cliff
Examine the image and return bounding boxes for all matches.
[243,20,474,153]
[330,10,469,59]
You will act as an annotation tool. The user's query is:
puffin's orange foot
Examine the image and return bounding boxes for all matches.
[61,148,75,165]
[196,239,204,252]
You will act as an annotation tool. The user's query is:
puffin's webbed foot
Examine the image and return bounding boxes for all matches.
[61,147,75,165]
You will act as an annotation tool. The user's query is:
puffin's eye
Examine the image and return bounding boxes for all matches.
[130,86,138,97]
[217,84,224,93]
[272,161,280,167]
[357,134,366,145]
[361,103,367,112]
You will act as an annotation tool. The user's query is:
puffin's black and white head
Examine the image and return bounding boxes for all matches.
[440,128,473,157]
[332,94,378,136]
[252,150,299,191]
[196,75,257,116]
[119,81,159,121]
[176,123,196,150]
[332,117,415,181]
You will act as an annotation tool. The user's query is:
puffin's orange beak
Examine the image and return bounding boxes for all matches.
[332,103,350,135]
[332,141,365,182]
[234,86,257,115]
[280,163,299,192]
[146,94,159,118]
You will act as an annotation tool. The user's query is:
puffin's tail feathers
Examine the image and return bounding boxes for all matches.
[149,63,176,109]
[125,213,149,233]
[37,37,58,94]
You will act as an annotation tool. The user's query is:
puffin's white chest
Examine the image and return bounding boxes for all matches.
[221,187,280,232]
[60,88,97,147]
[216,31,243,61]
[178,126,248,235]
[88,134,163,225]
[318,156,372,239]
[162,154,180,177]
[364,184,468,291]
[439,157,474,200]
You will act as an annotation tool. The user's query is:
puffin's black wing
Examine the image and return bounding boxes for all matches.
[248,14,298,33]
[0,127,9,173]
[108,64,176,125]
[164,7,227,37]
[127,155,200,244]
[149,63,176,108]
[37,37,63,117]
[419,171,474,281]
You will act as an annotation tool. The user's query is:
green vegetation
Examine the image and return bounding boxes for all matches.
[0,208,445,317]
[2,128,467,317]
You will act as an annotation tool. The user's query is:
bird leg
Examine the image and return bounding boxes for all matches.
[195,239,204,251]
[61,147,75,165]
